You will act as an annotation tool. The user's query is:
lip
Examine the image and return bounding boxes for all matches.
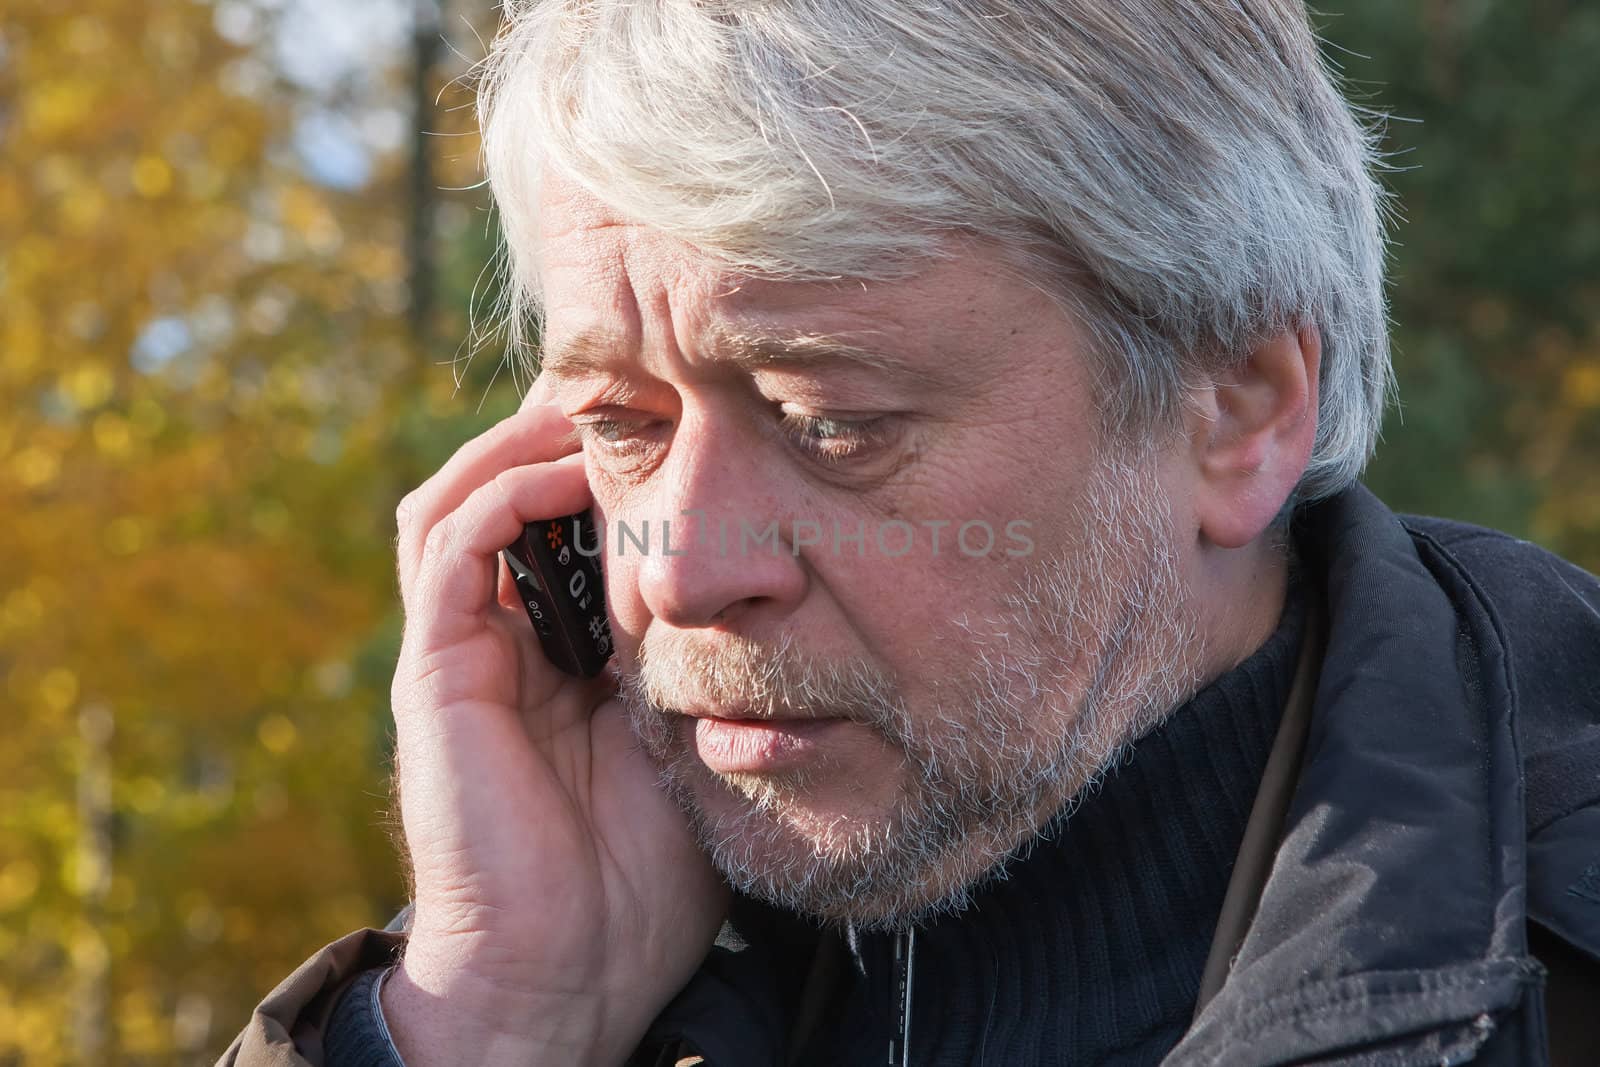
[692,714,848,775]
[684,706,759,721]
[682,705,808,722]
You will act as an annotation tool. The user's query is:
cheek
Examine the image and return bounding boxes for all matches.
[587,488,647,656]
[593,540,652,663]
[827,538,1035,687]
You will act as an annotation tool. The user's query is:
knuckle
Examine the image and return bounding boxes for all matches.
[395,490,420,533]
[421,512,460,561]
[488,468,521,504]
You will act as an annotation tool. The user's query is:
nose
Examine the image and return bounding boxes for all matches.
[630,411,809,630]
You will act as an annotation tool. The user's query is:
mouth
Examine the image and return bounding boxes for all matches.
[685,706,819,723]
[684,710,850,774]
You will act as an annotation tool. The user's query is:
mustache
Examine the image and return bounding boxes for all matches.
[618,629,907,733]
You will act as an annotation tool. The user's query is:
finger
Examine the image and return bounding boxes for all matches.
[396,404,580,592]
[407,452,591,651]
[496,550,522,612]
[519,370,556,412]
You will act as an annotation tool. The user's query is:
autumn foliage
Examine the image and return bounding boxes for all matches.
[1,2,501,1061]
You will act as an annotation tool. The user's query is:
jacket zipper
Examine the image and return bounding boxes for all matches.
[888,928,916,1066]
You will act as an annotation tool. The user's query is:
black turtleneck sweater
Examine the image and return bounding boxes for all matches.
[791,566,1310,1065]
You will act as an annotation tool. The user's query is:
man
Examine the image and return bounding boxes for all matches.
[222,1,1600,1064]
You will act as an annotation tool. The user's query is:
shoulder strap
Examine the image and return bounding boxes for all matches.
[1192,584,1327,1019]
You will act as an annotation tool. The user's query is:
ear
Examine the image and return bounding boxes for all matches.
[1184,325,1321,549]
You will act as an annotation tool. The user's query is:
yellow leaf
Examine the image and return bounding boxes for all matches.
[91,412,132,457]
[0,860,40,911]
[131,155,173,198]
[63,362,115,410]
[1563,361,1600,409]
[39,668,80,712]
[128,394,168,438]
[61,186,107,232]
[23,81,94,137]
[9,446,61,488]
[257,714,299,755]
[126,776,166,815]
[1,587,45,632]
[104,516,144,555]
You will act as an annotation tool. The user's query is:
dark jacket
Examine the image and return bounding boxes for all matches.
[219,484,1600,1066]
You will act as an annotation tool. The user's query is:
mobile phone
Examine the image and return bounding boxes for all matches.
[502,510,613,677]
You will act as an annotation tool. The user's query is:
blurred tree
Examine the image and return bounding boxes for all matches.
[1319,2,1600,568]
[0,1,510,1062]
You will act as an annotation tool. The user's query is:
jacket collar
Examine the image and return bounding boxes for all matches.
[1167,484,1542,1065]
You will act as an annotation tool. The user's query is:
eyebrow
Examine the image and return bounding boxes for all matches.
[537,324,921,381]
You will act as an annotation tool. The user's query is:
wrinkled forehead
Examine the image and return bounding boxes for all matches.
[526,176,806,309]
[528,174,1073,380]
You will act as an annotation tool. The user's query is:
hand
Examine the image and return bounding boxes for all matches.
[383,377,728,1066]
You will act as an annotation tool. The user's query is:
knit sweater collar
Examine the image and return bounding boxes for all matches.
[812,567,1310,1065]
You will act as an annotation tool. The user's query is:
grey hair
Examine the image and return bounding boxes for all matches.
[478,0,1395,501]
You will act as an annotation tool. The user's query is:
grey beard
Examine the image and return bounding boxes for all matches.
[615,453,1208,930]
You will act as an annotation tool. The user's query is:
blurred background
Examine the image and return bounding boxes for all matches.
[0,1,1596,1062]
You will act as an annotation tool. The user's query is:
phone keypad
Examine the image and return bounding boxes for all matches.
[502,510,613,678]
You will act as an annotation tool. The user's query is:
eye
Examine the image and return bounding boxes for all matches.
[571,413,669,468]
[578,417,633,444]
[778,410,891,464]
[573,405,896,472]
